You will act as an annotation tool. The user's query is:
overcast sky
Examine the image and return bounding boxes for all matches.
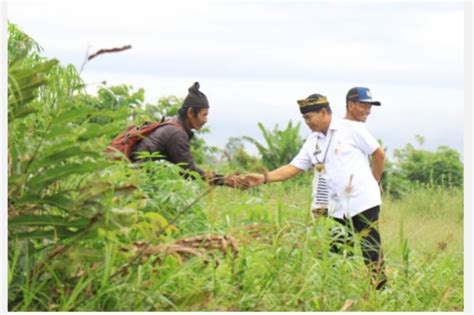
[7,0,465,158]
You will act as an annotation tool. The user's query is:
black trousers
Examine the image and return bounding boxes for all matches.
[330,205,387,289]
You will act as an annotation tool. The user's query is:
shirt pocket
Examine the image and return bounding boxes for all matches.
[332,142,353,158]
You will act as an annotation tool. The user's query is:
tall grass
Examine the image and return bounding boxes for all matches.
[8,183,463,311]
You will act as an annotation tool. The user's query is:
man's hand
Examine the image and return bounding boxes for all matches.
[222,174,251,189]
[223,173,266,189]
[242,173,266,188]
[379,181,384,194]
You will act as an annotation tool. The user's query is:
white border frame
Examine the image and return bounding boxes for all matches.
[464,1,473,313]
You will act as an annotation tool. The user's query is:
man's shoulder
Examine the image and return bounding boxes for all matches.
[336,119,369,134]
[302,132,319,146]
[150,120,188,141]
[306,132,319,141]
[335,118,361,128]
[162,121,185,131]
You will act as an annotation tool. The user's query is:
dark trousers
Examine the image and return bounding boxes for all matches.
[330,205,387,290]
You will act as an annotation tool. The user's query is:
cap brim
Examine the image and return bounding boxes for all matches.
[358,99,381,106]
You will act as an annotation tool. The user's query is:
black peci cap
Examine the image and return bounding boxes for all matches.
[297,93,330,114]
[182,82,209,108]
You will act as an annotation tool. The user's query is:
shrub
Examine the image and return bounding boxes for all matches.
[243,121,304,170]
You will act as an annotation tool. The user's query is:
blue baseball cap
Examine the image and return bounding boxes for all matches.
[346,87,381,106]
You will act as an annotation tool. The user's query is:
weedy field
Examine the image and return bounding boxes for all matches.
[195,182,464,311]
[9,178,463,311]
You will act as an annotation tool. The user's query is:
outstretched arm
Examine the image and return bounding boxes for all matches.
[244,164,303,187]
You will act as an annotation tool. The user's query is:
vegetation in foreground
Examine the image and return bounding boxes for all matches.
[9,182,463,311]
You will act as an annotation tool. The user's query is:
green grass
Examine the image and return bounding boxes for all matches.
[8,183,464,311]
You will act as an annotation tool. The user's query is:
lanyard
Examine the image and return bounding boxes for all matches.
[314,129,334,172]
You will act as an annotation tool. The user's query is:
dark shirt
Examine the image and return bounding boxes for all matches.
[131,116,224,185]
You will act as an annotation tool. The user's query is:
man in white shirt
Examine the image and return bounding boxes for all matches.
[330,87,386,290]
[243,92,387,290]
[307,86,383,219]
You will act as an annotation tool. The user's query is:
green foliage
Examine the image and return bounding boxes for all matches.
[380,153,411,199]
[243,121,304,170]
[8,59,59,115]
[8,23,43,66]
[86,85,145,125]
[142,95,182,120]
[189,127,220,165]
[223,137,263,172]
[383,137,463,198]
[395,144,463,187]
[7,24,210,311]
[7,22,130,249]
[135,157,207,232]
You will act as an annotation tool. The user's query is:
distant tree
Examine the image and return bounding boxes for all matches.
[224,137,262,171]
[415,134,425,146]
[394,143,463,188]
[142,95,182,120]
[379,137,462,198]
[86,84,145,125]
[381,156,412,199]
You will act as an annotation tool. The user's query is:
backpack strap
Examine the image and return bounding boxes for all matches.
[158,119,186,133]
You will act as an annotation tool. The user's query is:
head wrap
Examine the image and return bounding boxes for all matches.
[297,93,330,114]
[182,82,209,108]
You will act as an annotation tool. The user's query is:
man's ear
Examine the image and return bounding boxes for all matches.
[186,107,193,118]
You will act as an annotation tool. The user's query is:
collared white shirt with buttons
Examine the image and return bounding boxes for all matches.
[290,118,381,219]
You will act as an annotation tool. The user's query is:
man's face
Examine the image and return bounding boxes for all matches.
[347,101,372,122]
[188,107,209,130]
[303,110,325,132]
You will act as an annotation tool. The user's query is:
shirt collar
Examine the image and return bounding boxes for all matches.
[175,116,194,138]
[328,118,342,131]
[313,118,340,138]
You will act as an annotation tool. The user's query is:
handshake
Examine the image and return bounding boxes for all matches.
[220,172,268,190]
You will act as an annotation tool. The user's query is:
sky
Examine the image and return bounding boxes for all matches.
[7,0,465,159]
